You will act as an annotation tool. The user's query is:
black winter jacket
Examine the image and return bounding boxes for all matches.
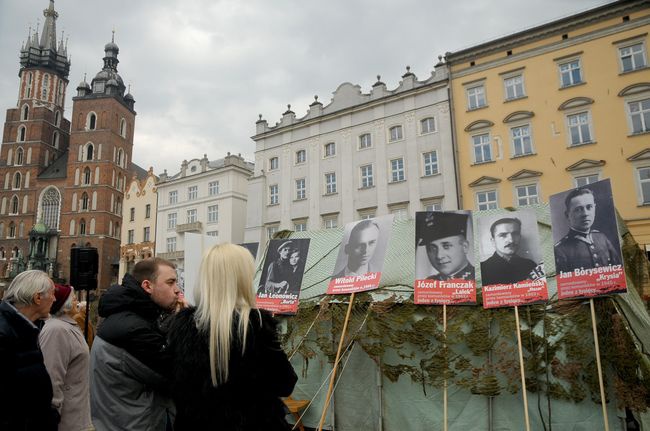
[0,301,58,431]
[168,307,298,430]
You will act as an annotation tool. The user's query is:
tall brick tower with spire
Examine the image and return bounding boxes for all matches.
[0,0,139,290]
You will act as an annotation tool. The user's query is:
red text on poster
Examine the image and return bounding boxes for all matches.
[482,278,548,309]
[327,272,381,294]
[256,292,299,315]
[557,264,627,300]
[414,279,476,305]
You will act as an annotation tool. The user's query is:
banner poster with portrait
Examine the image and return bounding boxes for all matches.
[239,242,259,259]
[550,179,626,299]
[478,209,548,309]
[256,238,310,315]
[414,211,476,305]
[327,215,394,295]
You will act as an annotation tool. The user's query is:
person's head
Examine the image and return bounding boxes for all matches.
[489,218,522,259]
[4,270,55,321]
[194,243,257,386]
[420,212,470,276]
[277,241,293,260]
[132,258,179,311]
[51,284,78,317]
[564,188,596,232]
[289,249,301,267]
[344,220,380,270]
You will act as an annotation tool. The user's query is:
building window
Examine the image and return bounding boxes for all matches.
[8,223,16,238]
[116,149,124,168]
[296,149,306,164]
[267,225,279,239]
[389,125,403,142]
[166,237,176,252]
[511,125,533,156]
[79,219,86,235]
[42,74,49,100]
[629,98,650,134]
[187,209,197,223]
[11,196,19,214]
[467,85,486,110]
[559,59,582,87]
[127,229,135,244]
[423,151,439,176]
[83,167,91,185]
[86,144,94,161]
[129,207,135,221]
[88,113,97,130]
[40,187,61,230]
[169,190,178,204]
[188,186,198,200]
[391,207,409,221]
[81,193,89,211]
[324,142,336,157]
[93,81,104,93]
[21,105,29,121]
[390,158,405,182]
[207,205,219,223]
[17,125,26,142]
[423,202,443,212]
[15,148,24,165]
[208,181,219,196]
[516,184,539,206]
[420,117,436,134]
[143,227,150,242]
[323,215,338,229]
[619,43,647,73]
[167,213,177,229]
[269,184,279,205]
[638,167,650,204]
[294,221,307,232]
[359,133,372,149]
[360,164,374,188]
[207,231,218,237]
[145,204,151,218]
[476,190,498,210]
[358,211,375,220]
[25,72,33,98]
[120,118,127,138]
[295,178,306,200]
[52,132,59,149]
[575,174,599,187]
[472,133,492,163]
[325,173,337,194]
[566,112,593,145]
[269,157,279,170]
[55,111,61,127]
[13,172,21,189]
[504,75,525,100]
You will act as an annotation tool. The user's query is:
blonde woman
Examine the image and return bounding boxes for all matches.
[168,243,297,430]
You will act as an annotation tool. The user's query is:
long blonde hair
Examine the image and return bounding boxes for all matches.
[194,243,258,386]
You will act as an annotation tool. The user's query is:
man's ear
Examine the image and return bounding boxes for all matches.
[141,279,153,294]
[32,292,42,306]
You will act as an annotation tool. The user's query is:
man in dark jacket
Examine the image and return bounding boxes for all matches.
[90,258,181,431]
[0,270,59,431]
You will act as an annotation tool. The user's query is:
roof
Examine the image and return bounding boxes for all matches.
[38,152,68,179]
[129,162,148,181]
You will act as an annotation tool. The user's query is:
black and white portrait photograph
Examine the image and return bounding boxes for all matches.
[257,238,310,296]
[330,215,393,280]
[478,209,545,286]
[239,242,259,260]
[415,211,475,281]
[550,178,623,274]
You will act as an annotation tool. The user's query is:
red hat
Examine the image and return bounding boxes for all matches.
[51,284,72,315]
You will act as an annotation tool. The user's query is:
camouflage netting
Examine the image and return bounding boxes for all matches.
[253,205,650,430]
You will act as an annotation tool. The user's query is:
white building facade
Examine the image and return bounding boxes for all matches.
[245,65,458,244]
[119,168,158,281]
[155,153,253,271]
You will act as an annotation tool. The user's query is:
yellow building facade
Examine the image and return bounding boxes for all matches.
[446,0,650,248]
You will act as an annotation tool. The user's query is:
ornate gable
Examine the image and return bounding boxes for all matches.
[468,176,501,187]
[565,159,606,171]
[507,169,543,181]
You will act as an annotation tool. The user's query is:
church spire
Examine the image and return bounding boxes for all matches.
[39,0,58,51]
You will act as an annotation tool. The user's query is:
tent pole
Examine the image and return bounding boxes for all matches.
[590,298,610,431]
[514,306,531,431]
[443,304,448,431]
[318,292,356,431]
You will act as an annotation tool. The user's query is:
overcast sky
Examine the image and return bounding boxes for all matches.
[0,0,610,175]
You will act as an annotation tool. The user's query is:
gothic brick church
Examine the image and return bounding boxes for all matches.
[0,0,144,289]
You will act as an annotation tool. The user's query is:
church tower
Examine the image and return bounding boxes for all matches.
[59,34,136,290]
[0,0,71,275]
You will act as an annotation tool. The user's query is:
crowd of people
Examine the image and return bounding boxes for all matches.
[0,244,298,430]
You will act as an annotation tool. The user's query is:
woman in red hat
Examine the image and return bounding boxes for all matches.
[39,285,92,431]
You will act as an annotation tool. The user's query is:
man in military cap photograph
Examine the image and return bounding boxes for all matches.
[553,187,621,273]
[418,212,475,281]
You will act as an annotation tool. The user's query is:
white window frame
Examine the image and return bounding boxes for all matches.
[360,164,374,188]
[323,215,338,229]
[169,190,178,205]
[127,229,135,244]
[188,185,198,200]
[167,213,177,230]
[294,220,307,232]
[359,133,372,149]
[574,173,600,187]
[388,125,403,142]
[389,158,405,183]
[208,181,219,196]
[143,227,151,242]
[390,206,409,221]
[269,156,279,171]
[295,149,306,164]
[325,172,337,194]
[423,201,443,212]
[627,97,650,135]
[466,84,486,110]
[420,117,436,134]
[358,210,376,220]
[207,230,219,237]
[422,151,439,177]
[269,184,279,205]
[472,133,492,164]
[324,142,336,158]
[295,178,306,200]
[503,74,525,100]
[566,111,594,146]
[514,183,540,206]
[637,166,650,205]
[166,237,176,253]
[476,190,498,210]
[207,204,219,224]
[187,209,197,223]
[511,124,534,157]
[558,58,583,88]
[618,41,647,73]
[267,225,279,239]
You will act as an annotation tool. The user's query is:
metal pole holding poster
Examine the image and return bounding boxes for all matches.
[590,298,610,431]
[317,292,356,431]
[514,306,531,431]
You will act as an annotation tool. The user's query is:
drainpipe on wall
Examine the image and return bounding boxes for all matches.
[444,55,463,210]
